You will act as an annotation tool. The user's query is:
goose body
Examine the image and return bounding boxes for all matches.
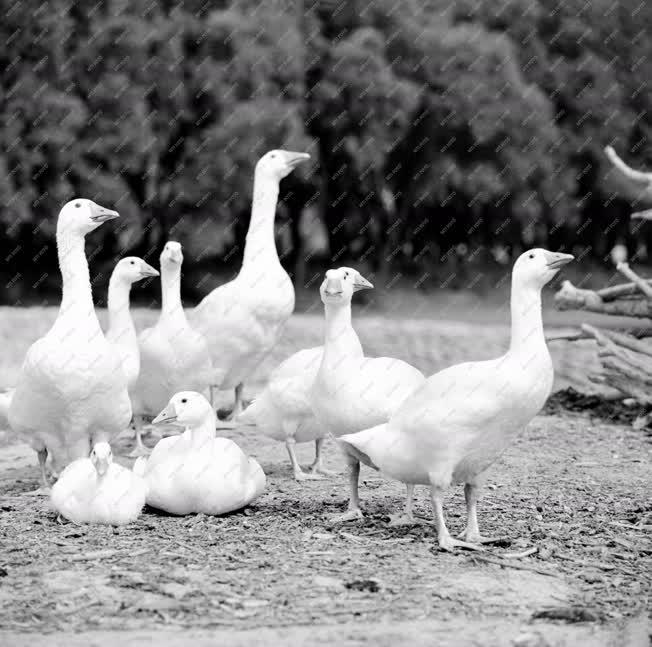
[192,150,310,416]
[51,442,147,525]
[141,392,266,515]
[339,249,574,549]
[8,200,132,489]
[131,242,213,431]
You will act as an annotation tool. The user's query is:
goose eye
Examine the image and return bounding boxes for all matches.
[181,398,187,404]
[529,254,534,259]
[75,203,81,208]
[130,261,135,265]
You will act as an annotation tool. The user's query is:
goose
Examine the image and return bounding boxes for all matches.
[50,441,147,525]
[130,242,213,455]
[192,150,310,418]
[309,268,426,522]
[8,199,132,494]
[0,388,15,430]
[237,266,371,481]
[106,257,159,391]
[604,146,652,219]
[138,391,266,515]
[338,249,574,551]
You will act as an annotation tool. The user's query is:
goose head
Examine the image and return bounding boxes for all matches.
[57,199,120,236]
[152,391,212,428]
[90,441,112,476]
[160,241,183,269]
[256,150,311,181]
[113,257,159,284]
[320,267,373,307]
[513,249,574,290]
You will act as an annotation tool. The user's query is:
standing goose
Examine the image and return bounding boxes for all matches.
[106,257,159,391]
[8,199,132,494]
[192,150,310,417]
[310,268,426,522]
[237,268,367,481]
[131,242,213,453]
[338,249,574,550]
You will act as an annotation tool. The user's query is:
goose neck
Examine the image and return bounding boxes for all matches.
[189,416,217,446]
[160,264,183,321]
[56,226,97,324]
[242,172,281,270]
[508,278,546,355]
[108,275,134,337]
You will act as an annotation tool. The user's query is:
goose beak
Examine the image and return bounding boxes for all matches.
[140,262,159,278]
[324,277,343,296]
[89,202,120,223]
[95,457,110,476]
[353,273,374,291]
[152,402,177,425]
[284,152,311,169]
[545,252,574,270]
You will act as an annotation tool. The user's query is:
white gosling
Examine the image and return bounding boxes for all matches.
[139,392,266,515]
[51,441,147,526]
[237,266,371,481]
[192,150,310,418]
[130,242,213,455]
[338,249,574,551]
[8,199,132,494]
[310,268,425,522]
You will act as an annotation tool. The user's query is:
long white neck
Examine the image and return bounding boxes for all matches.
[160,263,185,324]
[508,278,547,356]
[190,412,216,446]
[322,301,363,363]
[108,275,135,341]
[56,226,100,330]
[242,171,281,271]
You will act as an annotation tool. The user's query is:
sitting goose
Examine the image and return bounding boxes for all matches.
[309,268,426,522]
[192,150,310,417]
[139,391,266,515]
[8,199,132,494]
[51,441,147,526]
[131,242,213,454]
[237,268,369,481]
[338,249,573,550]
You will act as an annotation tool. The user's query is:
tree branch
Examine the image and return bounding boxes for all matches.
[615,262,652,299]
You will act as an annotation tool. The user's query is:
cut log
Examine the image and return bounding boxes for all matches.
[615,262,652,299]
[580,324,652,357]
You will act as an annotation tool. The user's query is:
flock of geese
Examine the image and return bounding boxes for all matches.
[1,149,577,551]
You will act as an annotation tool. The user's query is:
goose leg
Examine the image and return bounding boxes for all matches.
[226,383,245,420]
[329,454,363,522]
[22,448,51,496]
[127,417,151,457]
[430,484,483,552]
[286,439,324,481]
[308,438,337,477]
[457,483,504,544]
[388,484,426,526]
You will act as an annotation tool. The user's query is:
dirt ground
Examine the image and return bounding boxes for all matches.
[0,306,650,645]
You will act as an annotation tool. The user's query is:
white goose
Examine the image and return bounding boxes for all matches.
[139,391,266,515]
[338,249,574,550]
[192,150,310,417]
[8,199,132,494]
[131,242,213,454]
[106,257,159,391]
[310,268,426,522]
[51,441,147,526]
[237,268,369,481]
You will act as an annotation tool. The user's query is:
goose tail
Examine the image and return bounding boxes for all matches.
[337,424,385,471]
[247,457,267,501]
[0,388,15,429]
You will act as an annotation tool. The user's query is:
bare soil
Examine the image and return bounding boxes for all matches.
[0,307,650,645]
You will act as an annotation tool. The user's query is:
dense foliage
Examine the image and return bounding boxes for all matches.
[1,0,651,302]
